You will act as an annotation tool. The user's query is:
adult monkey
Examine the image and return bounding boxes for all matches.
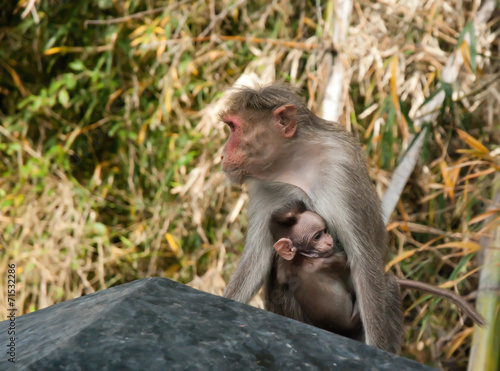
[220,83,403,353]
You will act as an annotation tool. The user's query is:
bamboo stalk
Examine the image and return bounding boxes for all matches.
[468,187,500,371]
[321,0,352,123]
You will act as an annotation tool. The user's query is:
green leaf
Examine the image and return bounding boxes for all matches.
[468,23,477,72]
[1,199,13,209]
[98,0,113,9]
[455,21,470,51]
[58,89,70,107]
[441,82,453,99]
[63,73,78,89]
[17,96,34,109]
[108,123,122,136]
[399,97,414,133]
[69,60,85,71]
[14,194,24,206]
[120,236,134,247]
[448,254,474,280]
[91,222,107,236]
[6,143,21,155]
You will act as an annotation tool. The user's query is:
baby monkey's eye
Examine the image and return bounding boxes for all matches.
[314,232,322,241]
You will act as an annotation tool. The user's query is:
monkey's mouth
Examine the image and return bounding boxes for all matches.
[222,166,241,175]
[223,168,247,184]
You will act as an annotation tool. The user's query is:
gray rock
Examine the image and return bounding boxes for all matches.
[0,277,435,370]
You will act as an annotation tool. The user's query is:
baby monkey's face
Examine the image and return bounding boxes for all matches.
[292,211,334,253]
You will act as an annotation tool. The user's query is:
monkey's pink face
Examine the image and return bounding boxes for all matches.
[221,113,284,183]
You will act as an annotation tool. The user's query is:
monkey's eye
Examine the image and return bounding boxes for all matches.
[314,232,322,241]
[225,121,236,132]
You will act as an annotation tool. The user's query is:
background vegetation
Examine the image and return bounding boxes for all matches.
[1,0,499,369]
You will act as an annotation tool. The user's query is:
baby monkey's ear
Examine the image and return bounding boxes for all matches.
[273,238,296,260]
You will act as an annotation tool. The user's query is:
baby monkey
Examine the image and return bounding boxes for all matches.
[269,201,485,341]
[269,200,364,339]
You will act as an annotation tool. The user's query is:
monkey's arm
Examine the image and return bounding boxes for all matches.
[224,181,304,302]
[398,279,486,327]
[224,215,275,302]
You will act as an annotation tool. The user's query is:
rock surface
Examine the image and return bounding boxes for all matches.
[0,277,435,370]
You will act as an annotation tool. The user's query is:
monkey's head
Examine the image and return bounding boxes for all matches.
[219,85,305,183]
[270,201,334,261]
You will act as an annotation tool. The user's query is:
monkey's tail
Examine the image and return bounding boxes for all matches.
[398,279,486,327]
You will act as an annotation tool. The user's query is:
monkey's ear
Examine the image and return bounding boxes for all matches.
[274,238,296,260]
[273,105,297,138]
